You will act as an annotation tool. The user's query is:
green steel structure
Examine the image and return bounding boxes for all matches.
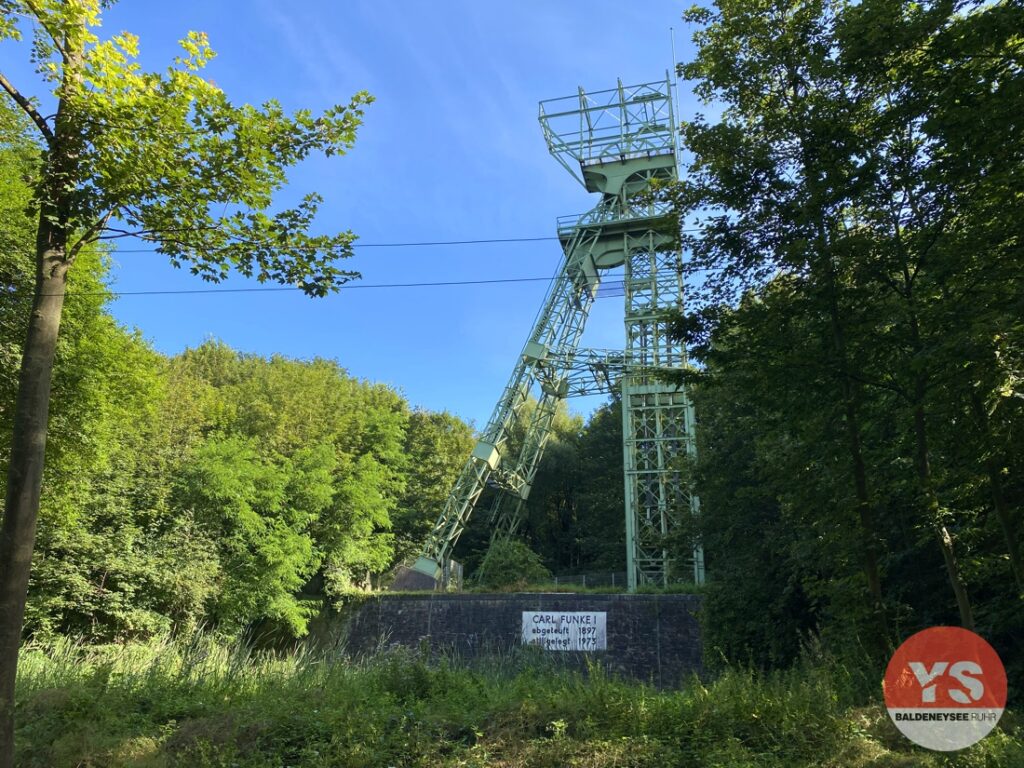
[405,77,704,591]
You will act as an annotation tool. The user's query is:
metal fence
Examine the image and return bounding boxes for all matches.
[551,571,628,589]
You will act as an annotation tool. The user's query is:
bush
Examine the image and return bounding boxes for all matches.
[474,538,552,590]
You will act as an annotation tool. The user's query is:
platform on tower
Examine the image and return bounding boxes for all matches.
[539,78,677,194]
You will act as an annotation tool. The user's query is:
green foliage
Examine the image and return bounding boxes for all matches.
[0,125,472,642]
[518,403,584,567]
[456,398,626,579]
[0,126,475,642]
[392,410,474,564]
[572,400,627,572]
[10,330,478,641]
[668,0,1024,673]
[0,108,36,410]
[1,0,373,293]
[1,12,379,760]
[4,310,485,642]
[11,636,1023,767]
[175,435,324,636]
[171,343,412,596]
[476,538,552,590]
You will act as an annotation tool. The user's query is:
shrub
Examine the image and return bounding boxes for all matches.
[474,538,552,590]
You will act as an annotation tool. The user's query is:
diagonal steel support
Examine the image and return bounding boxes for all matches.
[409,226,604,582]
[404,77,705,591]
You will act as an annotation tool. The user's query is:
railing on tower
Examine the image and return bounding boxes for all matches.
[539,78,677,184]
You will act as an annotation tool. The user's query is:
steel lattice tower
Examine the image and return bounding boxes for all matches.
[398,77,704,591]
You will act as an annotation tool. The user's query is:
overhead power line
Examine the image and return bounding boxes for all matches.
[48,268,715,298]
[50,274,697,299]
[55,275,556,298]
[112,236,561,253]
[36,230,715,297]
[110,230,704,253]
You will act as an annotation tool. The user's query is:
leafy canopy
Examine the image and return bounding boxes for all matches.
[0,0,372,292]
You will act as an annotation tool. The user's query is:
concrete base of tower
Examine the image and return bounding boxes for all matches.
[390,556,442,591]
[332,592,704,688]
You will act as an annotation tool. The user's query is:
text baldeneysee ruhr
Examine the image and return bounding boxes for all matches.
[521,611,607,651]
[894,712,1000,722]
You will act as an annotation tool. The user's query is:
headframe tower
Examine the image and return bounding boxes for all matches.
[399,77,704,591]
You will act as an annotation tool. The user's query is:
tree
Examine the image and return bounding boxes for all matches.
[0,3,371,762]
[516,401,583,573]
[839,0,1024,597]
[475,537,552,591]
[574,400,627,572]
[674,0,897,644]
[4,99,220,642]
[672,0,1022,665]
[392,409,474,566]
[0,104,39,455]
[453,399,584,578]
[682,312,818,666]
[175,435,333,636]
[170,342,409,622]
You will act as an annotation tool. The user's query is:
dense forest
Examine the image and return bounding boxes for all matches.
[665,0,1023,680]
[2,98,627,643]
[1,101,460,639]
[3,0,1023,670]
[1,204,422,642]
[2,0,1023,764]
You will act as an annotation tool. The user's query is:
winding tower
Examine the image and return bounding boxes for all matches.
[402,77,705,591]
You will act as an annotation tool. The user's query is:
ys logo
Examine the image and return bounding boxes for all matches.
[884,627,1006,751]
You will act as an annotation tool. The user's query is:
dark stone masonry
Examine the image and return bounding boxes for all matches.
[337,592,703,688]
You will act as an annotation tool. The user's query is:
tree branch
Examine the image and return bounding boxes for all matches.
[0,71,54,144]
[68,209,116,262]
[22,0,69,60]
[97,223,227,242]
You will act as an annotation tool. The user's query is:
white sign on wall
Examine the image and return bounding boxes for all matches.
[521,611,607,651]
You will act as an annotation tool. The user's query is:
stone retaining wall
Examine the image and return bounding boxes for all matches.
[338,592,702,688]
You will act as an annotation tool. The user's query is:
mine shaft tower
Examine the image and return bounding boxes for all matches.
[406,77,705,591]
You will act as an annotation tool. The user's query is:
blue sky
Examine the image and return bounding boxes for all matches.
[8,0,700,428]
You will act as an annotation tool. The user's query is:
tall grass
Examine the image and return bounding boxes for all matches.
[14,634,1023,767]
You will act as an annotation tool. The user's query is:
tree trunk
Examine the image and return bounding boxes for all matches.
[841,385,889,634]
[824,269,890,645]
[969,392,1023,592]
[0,248,68,768]
[913,383,975,631]
[801,115,890,645]
[0,31,82,766]
[898,262,973,629]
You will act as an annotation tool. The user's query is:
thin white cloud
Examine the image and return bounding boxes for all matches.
[256,0,377,105]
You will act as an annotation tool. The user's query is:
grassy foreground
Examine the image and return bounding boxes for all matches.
[13,636,1023,767]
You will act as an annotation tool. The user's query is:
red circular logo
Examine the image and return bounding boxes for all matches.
[884,627,1007,751]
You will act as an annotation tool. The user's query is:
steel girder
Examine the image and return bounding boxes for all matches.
[413,225,604,580]
[619,239,704,588]
[410,77,704,590]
